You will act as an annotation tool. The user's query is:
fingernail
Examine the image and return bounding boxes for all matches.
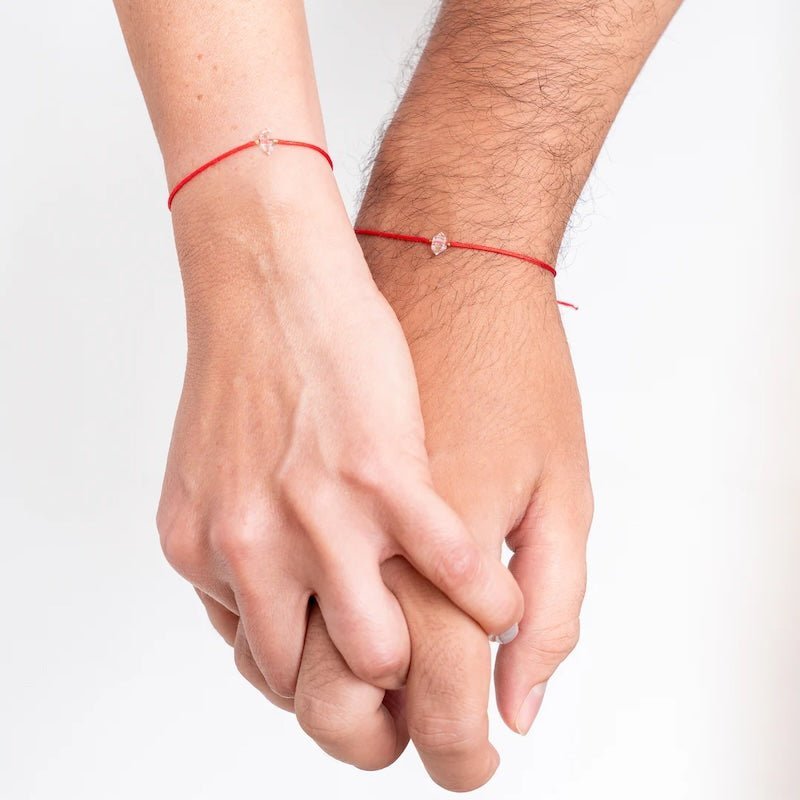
[515,681,547,735]
[489,623,519,645]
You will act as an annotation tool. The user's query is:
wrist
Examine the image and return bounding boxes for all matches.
[171,162,368,324]
[170,136,341,220]
[172,152,355,269]
[360,231,557,329]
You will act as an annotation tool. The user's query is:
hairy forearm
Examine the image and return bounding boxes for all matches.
[359,0,682,268]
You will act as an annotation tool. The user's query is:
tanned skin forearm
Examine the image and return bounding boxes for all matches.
[341,3,683,787]
[359,0,682,289]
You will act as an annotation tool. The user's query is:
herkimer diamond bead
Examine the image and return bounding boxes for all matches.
[431,231,449,256]
[255,129,278,155]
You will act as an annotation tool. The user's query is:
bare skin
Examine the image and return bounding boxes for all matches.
[249,0,680,790]
[297,252,593,790]
[115,0,683,791]
[113,0,523,701]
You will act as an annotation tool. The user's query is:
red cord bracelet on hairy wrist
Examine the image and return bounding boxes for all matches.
[354,228,578,310]
[167,128,333,210]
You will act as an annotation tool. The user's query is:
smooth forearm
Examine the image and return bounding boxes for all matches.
[113,0,326,185]
[114,0,356,327]
[359,0,682,264]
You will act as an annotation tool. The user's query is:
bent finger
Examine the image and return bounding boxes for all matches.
[295,602,408,770]
[382,556,499,793]
[315,554,410,691]
[392,483,523,640]
[233,624,295,712]
[235,577,310,699]
[196,589,238,646]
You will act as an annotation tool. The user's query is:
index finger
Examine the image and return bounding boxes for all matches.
[381,556,499,792]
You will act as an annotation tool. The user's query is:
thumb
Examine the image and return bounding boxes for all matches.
[494,475,592,735]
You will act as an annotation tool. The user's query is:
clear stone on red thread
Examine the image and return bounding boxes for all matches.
[255,129,277,155]
[431,231,449,256]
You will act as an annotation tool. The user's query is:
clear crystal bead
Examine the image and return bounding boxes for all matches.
[255,129,277,155]
[431,232,449,256]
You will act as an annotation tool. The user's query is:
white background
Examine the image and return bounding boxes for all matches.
[1,1,798,798]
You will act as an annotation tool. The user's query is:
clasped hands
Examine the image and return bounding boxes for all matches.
[156,6,595,782]
[108,0,686,788]
[157,143,592,790]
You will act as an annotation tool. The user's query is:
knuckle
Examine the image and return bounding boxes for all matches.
[351,641,408,686]
[433,541,481,592]
[208,519,260,569]
[526,618,581,666]
[160,529,192,573]
[339,447,397,501]
[154,502,171,540]
[158,515,198,576]
[408,713,483,758]
[295,688,360,744]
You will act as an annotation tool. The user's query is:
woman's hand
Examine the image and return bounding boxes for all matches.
[156,163,523,698]
[113,0,521,702]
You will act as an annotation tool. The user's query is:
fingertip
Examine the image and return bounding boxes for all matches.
[514,682,547,735]
[489,622,519,646]
[489,745,501,782]
[232,625,296,712]
[235,587,309,700]
[495,666,549,736]
[348,642,410,691]
[481,557,525,638]
[315,568,411,692]
[425,743,501,793]
[494,627,553,734]
[493,499,586,732]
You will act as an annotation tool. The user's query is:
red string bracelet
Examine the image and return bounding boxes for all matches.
[354,228,578,310]
[167,128,333,210]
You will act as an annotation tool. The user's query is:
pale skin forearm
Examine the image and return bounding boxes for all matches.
[113,0,352,332]
[113,0,326,185]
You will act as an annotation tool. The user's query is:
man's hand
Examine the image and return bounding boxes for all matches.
[371,245,593,736]
[287,0,680,787]
[291,250,592,790]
